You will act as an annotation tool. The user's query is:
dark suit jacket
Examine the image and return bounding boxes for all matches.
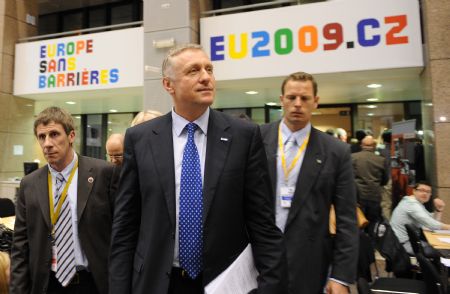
[260,121,358,293]
[10,155,117,294]
[109,110,287,294]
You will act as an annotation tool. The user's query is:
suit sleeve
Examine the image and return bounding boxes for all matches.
[244,125,288,294]
[331,146,359,284]
[10,180,31,294]
[109,130,141,294]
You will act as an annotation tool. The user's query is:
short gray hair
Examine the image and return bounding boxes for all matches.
[161,43,203,78]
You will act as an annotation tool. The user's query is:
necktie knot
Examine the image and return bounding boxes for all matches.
[186,123,198,138]
[56,173,65,184]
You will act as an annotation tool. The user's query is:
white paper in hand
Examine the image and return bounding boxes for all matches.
[204,244,258,294]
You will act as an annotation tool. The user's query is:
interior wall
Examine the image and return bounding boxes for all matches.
[0,0,40,180]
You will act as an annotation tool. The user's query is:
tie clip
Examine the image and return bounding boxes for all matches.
[220,137,229,142]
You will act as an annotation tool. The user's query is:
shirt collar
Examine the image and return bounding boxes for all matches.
[280,120,311,146]
[172,107,210,137]
[48,151,78,180]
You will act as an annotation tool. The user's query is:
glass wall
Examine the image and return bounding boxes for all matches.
[73,112,134,160]
[38,0,142,35]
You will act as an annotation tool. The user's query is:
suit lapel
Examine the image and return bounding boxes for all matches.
[285,128,326,229]
[263,122,280,198]
[203,110,231,223]
[77,156,94,220]
[150,114,176,227]
[36,166,51,230]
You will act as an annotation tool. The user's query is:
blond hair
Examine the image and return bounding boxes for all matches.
[130,110,163,127]
[0,252,10,294]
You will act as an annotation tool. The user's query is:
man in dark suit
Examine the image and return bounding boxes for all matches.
[10,107,117,294]
[109,44,287,294]
[260,72,358,294]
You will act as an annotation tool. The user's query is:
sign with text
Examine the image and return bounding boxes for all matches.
[14,27,143,95]
[200,0,423,80]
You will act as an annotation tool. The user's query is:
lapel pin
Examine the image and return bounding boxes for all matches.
[88,177,94,183]
[316,159,322,164]
[220,137,229,142]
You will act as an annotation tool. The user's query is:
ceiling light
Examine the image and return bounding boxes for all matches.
[108,121,112,124]
[367,105,377,109]
[109,109,118,113]
[87,125,91,128]
[265,102,277,106]
[367,83,382,88]
[75,116,81,119]
[25,104,33,107]
[312,111,322,115]
[245,91,258,95]
[66,101,76,105]
[417,130,424,135]
[366,98,379,102]
[439,116,447,122]
[367,113,374,116]
[425,103,433,107]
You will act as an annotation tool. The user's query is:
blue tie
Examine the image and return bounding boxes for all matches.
[179,123,203,279]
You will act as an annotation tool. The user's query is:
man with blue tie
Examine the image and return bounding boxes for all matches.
[11,107,118,294]
[109,44,287,294]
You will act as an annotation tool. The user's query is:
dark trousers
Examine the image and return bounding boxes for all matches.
[359,199,382,223]
[168,267,203,294]
[47,271,99,294]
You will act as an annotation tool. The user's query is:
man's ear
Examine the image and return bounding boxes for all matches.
[162,77,174,94]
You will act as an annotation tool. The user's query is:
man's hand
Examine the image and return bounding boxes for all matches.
[325,280,349,294]
[434,198,445,212]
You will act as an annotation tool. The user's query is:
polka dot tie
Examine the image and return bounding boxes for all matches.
[179,123,203,279]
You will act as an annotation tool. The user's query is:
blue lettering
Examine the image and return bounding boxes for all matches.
[357,18,381,47]
[39,75,46,88]
[210,36,225,61]
[252,31,270,57]
[110,69,119,83]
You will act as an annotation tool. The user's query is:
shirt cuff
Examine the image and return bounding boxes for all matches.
[328,278,350,287]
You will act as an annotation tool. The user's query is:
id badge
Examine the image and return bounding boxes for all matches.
[280,186,295,208]
[51,245,57,272]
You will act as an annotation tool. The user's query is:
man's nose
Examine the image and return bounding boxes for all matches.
[43,136,53,147]
[199,68,212,82]
[293,97,302,106]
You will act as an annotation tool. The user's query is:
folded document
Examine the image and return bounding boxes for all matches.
[205,244,258,294]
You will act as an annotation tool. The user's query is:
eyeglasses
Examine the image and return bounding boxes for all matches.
[415,188,432,195]
[108,154,123,159]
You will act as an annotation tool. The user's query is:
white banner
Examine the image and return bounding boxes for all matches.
[200,0,423,80]
[14,27,143,95]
